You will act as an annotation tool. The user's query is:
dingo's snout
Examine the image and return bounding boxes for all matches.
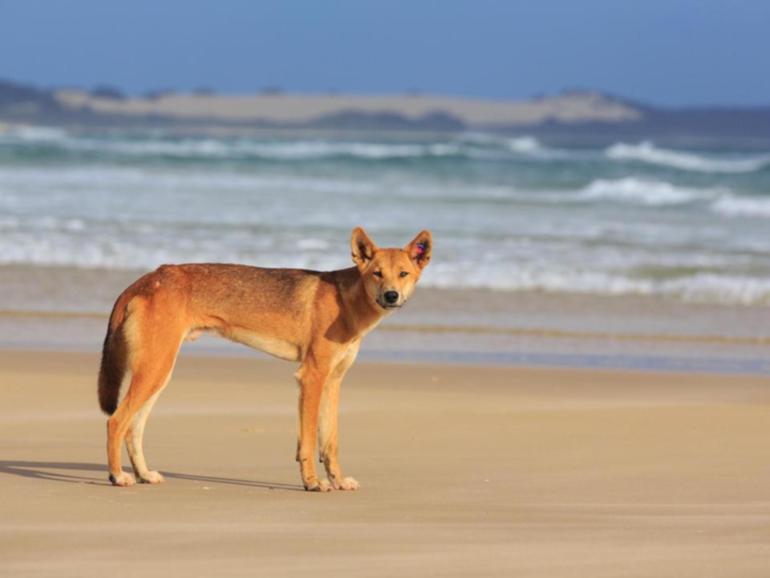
[384,290,399,304]
[378,289,401,309]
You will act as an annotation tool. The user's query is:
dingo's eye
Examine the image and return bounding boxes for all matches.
[399,271,409,278]
[373,271,383,278]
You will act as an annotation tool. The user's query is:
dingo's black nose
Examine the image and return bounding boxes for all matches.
[384,291,399,304]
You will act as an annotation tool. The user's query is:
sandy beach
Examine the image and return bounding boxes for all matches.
[1,349,769,577]
[3,3,770,577]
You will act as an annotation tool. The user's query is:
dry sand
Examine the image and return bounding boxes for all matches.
[1,349,769,577]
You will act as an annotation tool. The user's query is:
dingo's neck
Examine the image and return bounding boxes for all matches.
[336,267,388,338]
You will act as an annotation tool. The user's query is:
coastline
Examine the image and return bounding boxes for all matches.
[0,263,767,374]
[1,350,769,577]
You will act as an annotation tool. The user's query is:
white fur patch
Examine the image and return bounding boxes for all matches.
[222,327,300,361]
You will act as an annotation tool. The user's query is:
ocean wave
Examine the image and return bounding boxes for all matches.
[4,133,473,161]
[0,125,69,143]
[1,224,768,305]
[605,141,770,173]
[456,133,582,162]
[0,165,517,205]
[0,229,345,272]
[0,165,382,196]
[2,130,769,308]
[711,195,770,218]
[456,132,543,153]
[506,136,542,154]
[655,274,770,305]
[428,266,770,305]
[220,140,465,160]
[1,127,573,163]
[578,177,722,206]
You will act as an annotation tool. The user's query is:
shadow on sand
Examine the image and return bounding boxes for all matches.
[0,460,304,491]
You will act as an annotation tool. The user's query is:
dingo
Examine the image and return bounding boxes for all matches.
[98,227,432,491]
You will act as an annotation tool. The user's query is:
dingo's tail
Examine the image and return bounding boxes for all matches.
[98,292,132,415]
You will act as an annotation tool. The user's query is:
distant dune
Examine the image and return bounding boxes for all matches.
[53,88,640,127]
[2,79,770,141]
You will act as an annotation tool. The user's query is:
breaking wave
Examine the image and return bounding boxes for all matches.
[0,126,569,162]
[606,141,770,173]
[1,226,769,305]
[2,127,770,306]
[711,195,770,218]
[579,177,722,206]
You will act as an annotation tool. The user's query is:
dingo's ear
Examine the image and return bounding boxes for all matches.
[351,227,378,271]
[405,230,432,270]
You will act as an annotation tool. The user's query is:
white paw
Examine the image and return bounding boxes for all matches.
[305,478,333,492]
[139,471,165,484]
[333,476,360,491]
[109,471,136,487]
[319,478,332,492]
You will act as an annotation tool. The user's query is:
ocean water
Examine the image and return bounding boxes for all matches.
[1,125,769,308]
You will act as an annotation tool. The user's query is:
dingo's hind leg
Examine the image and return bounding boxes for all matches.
[106,297,184,487]
[126,382,170,484]
[107,358,177,486]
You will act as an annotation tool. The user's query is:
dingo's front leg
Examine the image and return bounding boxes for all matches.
[295,359,332,492]
[318,345,360,491]
[319,375,359,491]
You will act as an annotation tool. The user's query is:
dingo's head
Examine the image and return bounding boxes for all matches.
[351,227,432,310]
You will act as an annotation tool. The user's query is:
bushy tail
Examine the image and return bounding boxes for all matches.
[98,293,132,415]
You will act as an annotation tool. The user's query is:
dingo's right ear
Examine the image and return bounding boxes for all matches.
[351,227,378,271]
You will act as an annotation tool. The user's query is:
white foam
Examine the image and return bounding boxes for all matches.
[0,165,380,196]
[579,177,721,206]
[1,222,769,305]
[427,266,770,305]
[506,136,542,153]
[456,133,570,162]
[606,141,770,173]
[711,195,770,218]
[0,164,526,209]
[656,274,770,305]
[0,125,68,143]
[2,130,769,307]
[296,238,330,250]
[30,136,470,161]
[34,133,554,162]
[0,127,579,164]
[456,132,542,152]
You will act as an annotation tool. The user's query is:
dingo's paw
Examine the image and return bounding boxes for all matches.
[305,478,332,492]
[332,476,360,491]
[109,472,135,487]
[139,471,165,484]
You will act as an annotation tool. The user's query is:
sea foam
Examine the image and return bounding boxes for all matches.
[11,134,470,161]
[2,129,770,307]
[711,195,770,218]
[0,125,68,142]
[426,265,770,305]
[606,141,770,173]
[579,177,721,206]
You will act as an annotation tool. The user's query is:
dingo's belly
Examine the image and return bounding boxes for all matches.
[217,326,300,361]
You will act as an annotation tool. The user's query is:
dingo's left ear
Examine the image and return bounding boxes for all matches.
[405,230,432,270]
[351,226,378,271]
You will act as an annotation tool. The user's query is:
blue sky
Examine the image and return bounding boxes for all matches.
[1,0,768,106]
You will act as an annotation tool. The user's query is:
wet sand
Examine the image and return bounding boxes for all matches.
[1,264,768,373]
[1,350,769,577]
